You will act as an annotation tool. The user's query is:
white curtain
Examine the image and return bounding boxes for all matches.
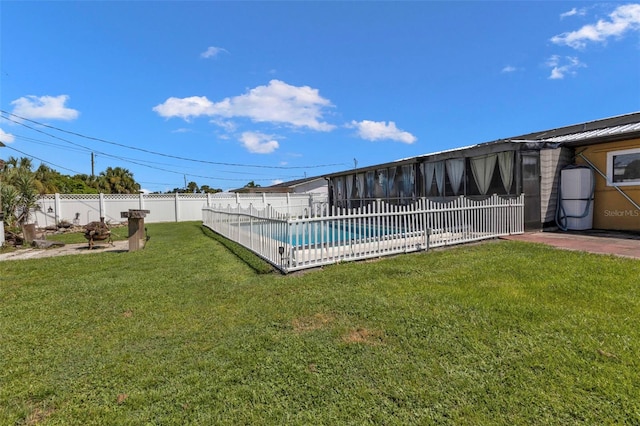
[471,154,497,195]
[434,161,445,196]
[423,163,435,196]
[446,158,465,195]
[335,177,344,202]
[387,167,397,198]
[356,173,365,199]
[402,165,414,199]
[345,175,354,206]
[498,151,514,194]
[366,171,375,198]
[377,169,387,198]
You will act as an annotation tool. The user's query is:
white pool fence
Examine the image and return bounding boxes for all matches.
[203,194,525,273]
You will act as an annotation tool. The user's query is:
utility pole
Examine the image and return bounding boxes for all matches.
[91,152,95,177]
[0,142,5,246]
[354,158,358,169]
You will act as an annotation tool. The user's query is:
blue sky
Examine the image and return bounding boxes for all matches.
[1,1,639,193]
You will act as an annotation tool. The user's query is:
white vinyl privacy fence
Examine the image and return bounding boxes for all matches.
[203,194,525,273]
[33,192,326,227]
[34,193,211,227]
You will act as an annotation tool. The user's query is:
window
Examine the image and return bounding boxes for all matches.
[607,148,640,186]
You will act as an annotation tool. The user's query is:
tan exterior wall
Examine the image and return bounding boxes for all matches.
[575,138,640,231]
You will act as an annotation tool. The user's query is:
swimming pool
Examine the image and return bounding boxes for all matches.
[278,221,398,247]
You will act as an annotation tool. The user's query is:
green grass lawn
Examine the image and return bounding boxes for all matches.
[1,222,639,425]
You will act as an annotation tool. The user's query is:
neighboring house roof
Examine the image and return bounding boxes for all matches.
[268,176,326,189]
[230,175,327,193]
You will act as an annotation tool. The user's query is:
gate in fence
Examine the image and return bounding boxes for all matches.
[202,194,524,273]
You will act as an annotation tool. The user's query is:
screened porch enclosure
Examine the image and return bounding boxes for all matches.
[329,148,522,209]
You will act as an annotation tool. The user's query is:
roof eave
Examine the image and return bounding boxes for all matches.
[555,130,640,148]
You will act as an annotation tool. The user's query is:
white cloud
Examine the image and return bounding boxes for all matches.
[546,55,586,79]
[153,80,335,131]
[551,4,640,49]
[0,128,15,143]
[210,118,237,132]
[200,46,228,58]
[501,65,518,73]
[11,95,79,121]
[271,179,284,185]
[350,120,417,144]
[152,96,214,121]
[240,131,280,154]
[560,8,586,19]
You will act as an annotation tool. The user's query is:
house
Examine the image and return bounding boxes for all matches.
[324,112,640,232]
[233,176,328,196]
[264,176,328,195]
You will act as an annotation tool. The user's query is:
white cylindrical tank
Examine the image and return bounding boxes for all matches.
[559,167,594,230]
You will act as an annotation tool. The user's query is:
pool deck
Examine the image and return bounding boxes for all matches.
[502,230,640,260]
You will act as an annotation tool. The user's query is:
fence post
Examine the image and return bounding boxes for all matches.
[286,192,290,218]
[54,193,61,225]
[421,198,428,250]
[174,192,179,222]
[99,193,105,220]
[249,204,254,251]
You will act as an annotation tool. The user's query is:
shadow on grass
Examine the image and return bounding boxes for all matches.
[200,225,275,275]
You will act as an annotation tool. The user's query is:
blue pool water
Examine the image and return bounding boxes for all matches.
[281,222,393,247]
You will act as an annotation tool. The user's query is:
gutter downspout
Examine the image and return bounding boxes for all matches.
[577,151,640,211]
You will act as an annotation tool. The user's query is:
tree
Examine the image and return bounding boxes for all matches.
[0,184,19,228]
[98,167,140,194]
[186,181,199,193]
[200,185,222,194]
[34,164,61,194]
[0,157,38,230]
[72,174,101,193]
[13,170,38,226]
[245,180,261,188]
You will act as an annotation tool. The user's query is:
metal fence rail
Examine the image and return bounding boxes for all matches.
[203,194,525,273]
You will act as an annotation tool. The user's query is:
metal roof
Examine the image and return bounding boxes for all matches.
[508,111,640,142]
[324,111,640,178]
[535,121,640,144]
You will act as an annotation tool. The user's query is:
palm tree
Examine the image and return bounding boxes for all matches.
[33,164,60,194]
[98,167,140,194]
[1,157,38,226]
[186,181,199,193]
[13,170,38,225]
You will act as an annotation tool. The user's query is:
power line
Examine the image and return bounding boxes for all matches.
[1,116,309,180]
[0,109,347,170]
[2,144,300,183]
[2,145,86,175]
[10,132,297,178]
